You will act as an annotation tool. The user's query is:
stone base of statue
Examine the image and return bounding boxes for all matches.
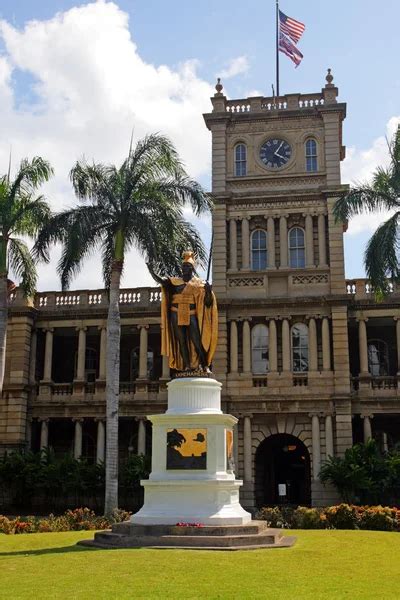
[79,376,296,550]
[132,377,251,525]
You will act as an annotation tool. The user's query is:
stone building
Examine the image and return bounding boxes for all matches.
[1,71,400,508]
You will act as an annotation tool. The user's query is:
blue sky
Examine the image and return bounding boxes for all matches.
[0,0,399,289]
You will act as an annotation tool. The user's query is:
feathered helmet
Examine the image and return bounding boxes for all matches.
[182,250,196,266]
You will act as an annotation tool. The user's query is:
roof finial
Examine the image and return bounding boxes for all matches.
[325,68,334,86]
[215,77,223,95]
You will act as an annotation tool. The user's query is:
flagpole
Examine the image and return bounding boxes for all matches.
[276,0,280,97]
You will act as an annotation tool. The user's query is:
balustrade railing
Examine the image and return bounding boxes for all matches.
[351,376,398,391]
[34,286,162,311]
[345,279,398,299]
[224,93,324,115]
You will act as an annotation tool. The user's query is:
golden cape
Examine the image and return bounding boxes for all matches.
[161,276,218,370]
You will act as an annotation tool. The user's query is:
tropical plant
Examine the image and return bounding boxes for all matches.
[333,125,400,296]
[34,134,211,515]
[0,156,53,391]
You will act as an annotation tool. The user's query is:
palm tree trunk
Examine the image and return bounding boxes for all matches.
[0,273,8,394]
[104,262,122,516]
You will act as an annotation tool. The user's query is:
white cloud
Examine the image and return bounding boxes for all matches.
[342,116,400,235]
[218,55,249,80]
[0,1,214,291]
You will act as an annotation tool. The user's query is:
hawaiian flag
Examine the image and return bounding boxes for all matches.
[279,10,305,44]
[278,32,303,68]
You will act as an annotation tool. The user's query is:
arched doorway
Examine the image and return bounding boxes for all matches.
[255,434,311,507]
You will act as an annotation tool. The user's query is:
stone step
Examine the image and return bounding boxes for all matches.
[112,521,268,537]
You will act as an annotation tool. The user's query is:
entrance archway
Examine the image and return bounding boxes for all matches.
[255,433,311,507]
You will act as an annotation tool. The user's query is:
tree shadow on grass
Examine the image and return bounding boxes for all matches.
[0,544,101,558]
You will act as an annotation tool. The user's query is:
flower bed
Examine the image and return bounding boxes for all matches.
[0,507,131,535]
[257,503,400,531]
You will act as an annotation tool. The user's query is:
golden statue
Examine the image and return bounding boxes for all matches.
[151,251,218,373]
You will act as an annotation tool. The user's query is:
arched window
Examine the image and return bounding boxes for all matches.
[368,339,389,376]
[292,323,308,372]
[289,227,305,268]
[235,143,247,176]
[252,324,269,373]
[251,229,267,270]
[305,139,318,172]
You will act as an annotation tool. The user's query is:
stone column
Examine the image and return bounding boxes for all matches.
[279,216,288,268]
[268,319,278,372]
[358,318,369,375]
[362,414,373,442]
[98,325,107,380]
[241,218,250,270]
[267,217,275,268]
[42,328,54,382]
[137,418,146,455]
[242,319,251,373]
[138,325,149,379]
[243,415,252,483]
[96,419,105,464]
[76,326,87,380]
[311,414,321,480]
[40,418,49,450]
[382,432,388,453]
[395,317,400,375]
[29,330,37,384]
[161,355,170,379]
[230,320,238,374]
[325,414,334,458]
[282,318,290,371]
[305,214,314,267]
[322,317,331,371]
[73,418,83,459]
[308,317,318,372]
[229,218,237,271]
[318,214,327,267]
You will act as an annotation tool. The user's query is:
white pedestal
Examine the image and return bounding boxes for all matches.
[132,378,251,525]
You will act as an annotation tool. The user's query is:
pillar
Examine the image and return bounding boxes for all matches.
[358,318,369,375]
[42,328,54,382]
[29,330,37,384]
[76,326,87,380]
[322,317,331,371]
[279,216,288,268]
[96,419,105,464]
[305,214,314,267]
[267,217,275,268]
[383,432,388,453]
[241,218,250,270]
[98,325,107,380]
[73,418,83,459]
[230,320,238,374]
[311,414,321,479]
[40,418,49,450]
[395,318,400,375]
[137,418,146,455]
[318,213,327,266]
[229,218,237,271]
[243,415,252,483]
[325,414,334,458]
[161,355,170,379]
[362,414,372,442]
[282,318,290,371]
[242,320,251,373]
[138,325,149,379]
[308,317,318,372]
[269,319,277,372]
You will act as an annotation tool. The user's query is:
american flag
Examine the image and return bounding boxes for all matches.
[278,32,303,68]
[279,10,305,44]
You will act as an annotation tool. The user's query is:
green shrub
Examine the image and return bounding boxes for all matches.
[324,504,359,529]
[292,506,325,529]
[358,506,397,532]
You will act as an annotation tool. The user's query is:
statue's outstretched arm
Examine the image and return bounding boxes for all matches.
[146,263,169,287]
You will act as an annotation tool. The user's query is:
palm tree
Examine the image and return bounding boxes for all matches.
[34,134,212,515]
[333,125,400,296]
[0,156,53,392]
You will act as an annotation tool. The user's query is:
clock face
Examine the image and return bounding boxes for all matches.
[260,138,292,169]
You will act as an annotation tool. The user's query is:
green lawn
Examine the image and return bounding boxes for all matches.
[1,529,399,599]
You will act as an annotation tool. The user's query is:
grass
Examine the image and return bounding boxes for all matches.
[1,530,400,599]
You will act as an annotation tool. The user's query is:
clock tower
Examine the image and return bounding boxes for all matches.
[203,71,352,508]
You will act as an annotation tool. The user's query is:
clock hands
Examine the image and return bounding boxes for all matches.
[274,141,287,161]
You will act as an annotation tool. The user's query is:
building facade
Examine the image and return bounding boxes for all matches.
[1,71,400,508]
